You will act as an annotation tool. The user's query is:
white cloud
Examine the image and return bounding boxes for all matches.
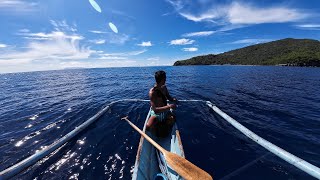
[145,57,167,66]
[90,30,129,45]
[0,0,38,13]
[183,31,215,37]
[147,57,160,61]
[50,20,77,32]
[182,47,198,52]
[179,11,222,23]
[20,31,84,41]
[296,24,320,28]
[228,2,307,24]
[0,44,7,48]
[137,41,152,47]
[170,38,195,45]
[0,37,91,62]
[89,29,130,45]
[165,0,184,11]
[97,50,147,60]
[167,1,310,26]
[295,24,320,30]
[0,20,146,73]
[100,50,147,57]
[59,60,138,69]
[108,34,130,45]
[90,39,106,44]
[98,56,128,60]
[231,39,273,44]
[89,30,108,34]
[0,21,93,72]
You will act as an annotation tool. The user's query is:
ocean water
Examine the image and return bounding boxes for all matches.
[0,66,319,179]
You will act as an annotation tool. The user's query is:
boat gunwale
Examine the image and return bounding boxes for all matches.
[175,130,185,158]
[132,108,152,179]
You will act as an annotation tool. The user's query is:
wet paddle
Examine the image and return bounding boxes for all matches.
[122,116,213,180]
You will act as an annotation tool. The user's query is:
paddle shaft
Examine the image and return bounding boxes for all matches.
[123,117,166,153]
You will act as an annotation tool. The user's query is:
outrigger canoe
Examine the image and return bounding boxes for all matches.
[132,109,185,180]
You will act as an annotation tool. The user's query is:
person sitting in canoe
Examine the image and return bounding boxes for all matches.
[146,70,177,137]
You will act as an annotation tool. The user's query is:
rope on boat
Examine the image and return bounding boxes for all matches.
[206,101,320,180]
[1,99,319,179]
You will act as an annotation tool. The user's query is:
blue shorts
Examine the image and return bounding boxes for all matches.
[150,109,169,122]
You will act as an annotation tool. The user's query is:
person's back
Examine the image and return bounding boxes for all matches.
[146,70,177,137]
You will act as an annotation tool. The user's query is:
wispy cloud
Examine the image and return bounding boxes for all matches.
[89,29,130,45]
[137,41,153,47]
[146,59,161,66]
[20,31,84,41]
[147,57,160,61]
[182,47,198,52]
[97,56,128,60]
[183,31,215,37]
[295,24,320,30]
[170,38,195,45]
[108,34,130,45]
[0,21,92,67]
[110,9,136,20]
[97,50,147,60]
[296,24,320,28]
[58,59,138,70]
[50,20,77,32]
[0,19,144,73]
[0,44,7,48]
[228,2,307,24]
[0,0,38,13]
[231,38,273,45]
[103,50,147,56]
[179,11,221,23]
[89,39,106,44]
[89,30,108,34]
[167,1,310,29]
[165,0,184,11]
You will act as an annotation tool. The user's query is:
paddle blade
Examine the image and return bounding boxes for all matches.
[165,151,213,180]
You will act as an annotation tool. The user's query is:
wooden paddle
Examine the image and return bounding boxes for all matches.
[122,116,213,180]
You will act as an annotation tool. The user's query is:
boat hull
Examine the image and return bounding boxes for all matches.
[132,109,185,180]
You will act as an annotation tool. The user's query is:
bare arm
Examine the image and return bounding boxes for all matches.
[163,85,176,102]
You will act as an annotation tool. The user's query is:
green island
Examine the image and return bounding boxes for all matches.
[174,38,320,67]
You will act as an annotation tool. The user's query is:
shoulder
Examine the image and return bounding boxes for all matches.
[149,87,155,93]
[149,87,156,96]
[161,85,168,92]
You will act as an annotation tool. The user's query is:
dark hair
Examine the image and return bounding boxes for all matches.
[155,70,166,84]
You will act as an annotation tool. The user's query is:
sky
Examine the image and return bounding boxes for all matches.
[0,0,319,73]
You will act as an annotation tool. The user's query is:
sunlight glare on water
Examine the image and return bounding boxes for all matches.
[29,114,39,120]
[15,140,24,147]
[77,137,86,145]
[104,153,126,179]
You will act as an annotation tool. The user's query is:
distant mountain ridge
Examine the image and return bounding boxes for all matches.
[173,38,320,67]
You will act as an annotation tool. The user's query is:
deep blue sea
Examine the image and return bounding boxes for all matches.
[0,66,319,180]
